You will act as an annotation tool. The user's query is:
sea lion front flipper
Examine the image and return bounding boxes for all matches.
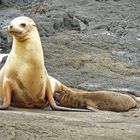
[86,100,99,112]
[0,78,12,109]
[86,106,99,112]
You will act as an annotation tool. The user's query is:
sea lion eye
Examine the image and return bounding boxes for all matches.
[20,23,26,27]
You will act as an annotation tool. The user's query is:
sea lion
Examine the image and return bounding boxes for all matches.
[0,16,89,111]
[54,89,138,112]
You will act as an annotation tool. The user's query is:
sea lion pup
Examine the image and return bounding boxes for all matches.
[54,90,138,112]
[0,16,89,111]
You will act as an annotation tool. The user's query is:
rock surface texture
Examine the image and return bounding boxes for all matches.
[0,108,140,140]
[0,0,140,139]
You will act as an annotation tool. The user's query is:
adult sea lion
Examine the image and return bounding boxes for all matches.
[54,90,138,112]
[0,16,89,111]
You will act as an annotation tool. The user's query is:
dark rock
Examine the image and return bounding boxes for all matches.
[0,31,11,53]
[106,21,128,37]
[1,55,7,64]
[63,13,87,31]
[1,0,34,7]
[37,22,55,37]
[95,0,109,2]
[53,19,63,31]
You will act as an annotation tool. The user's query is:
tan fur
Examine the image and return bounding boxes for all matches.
[0,16,89,111]
[54,90,138,112]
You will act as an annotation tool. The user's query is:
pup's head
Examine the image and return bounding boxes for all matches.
[54,90,73,102]
[8,16,37,40]
[54,90,65,102]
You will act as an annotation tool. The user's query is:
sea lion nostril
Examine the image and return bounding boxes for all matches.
[10,25,13,29]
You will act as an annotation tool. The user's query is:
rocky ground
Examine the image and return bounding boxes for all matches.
[0,0,140,139]
[0,107,140,140]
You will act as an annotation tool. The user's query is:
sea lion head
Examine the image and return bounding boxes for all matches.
[8,16,37,40]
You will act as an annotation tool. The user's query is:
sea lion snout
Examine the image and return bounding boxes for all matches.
[8,23,22,35]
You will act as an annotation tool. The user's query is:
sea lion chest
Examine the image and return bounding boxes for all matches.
[4,52,46,107]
